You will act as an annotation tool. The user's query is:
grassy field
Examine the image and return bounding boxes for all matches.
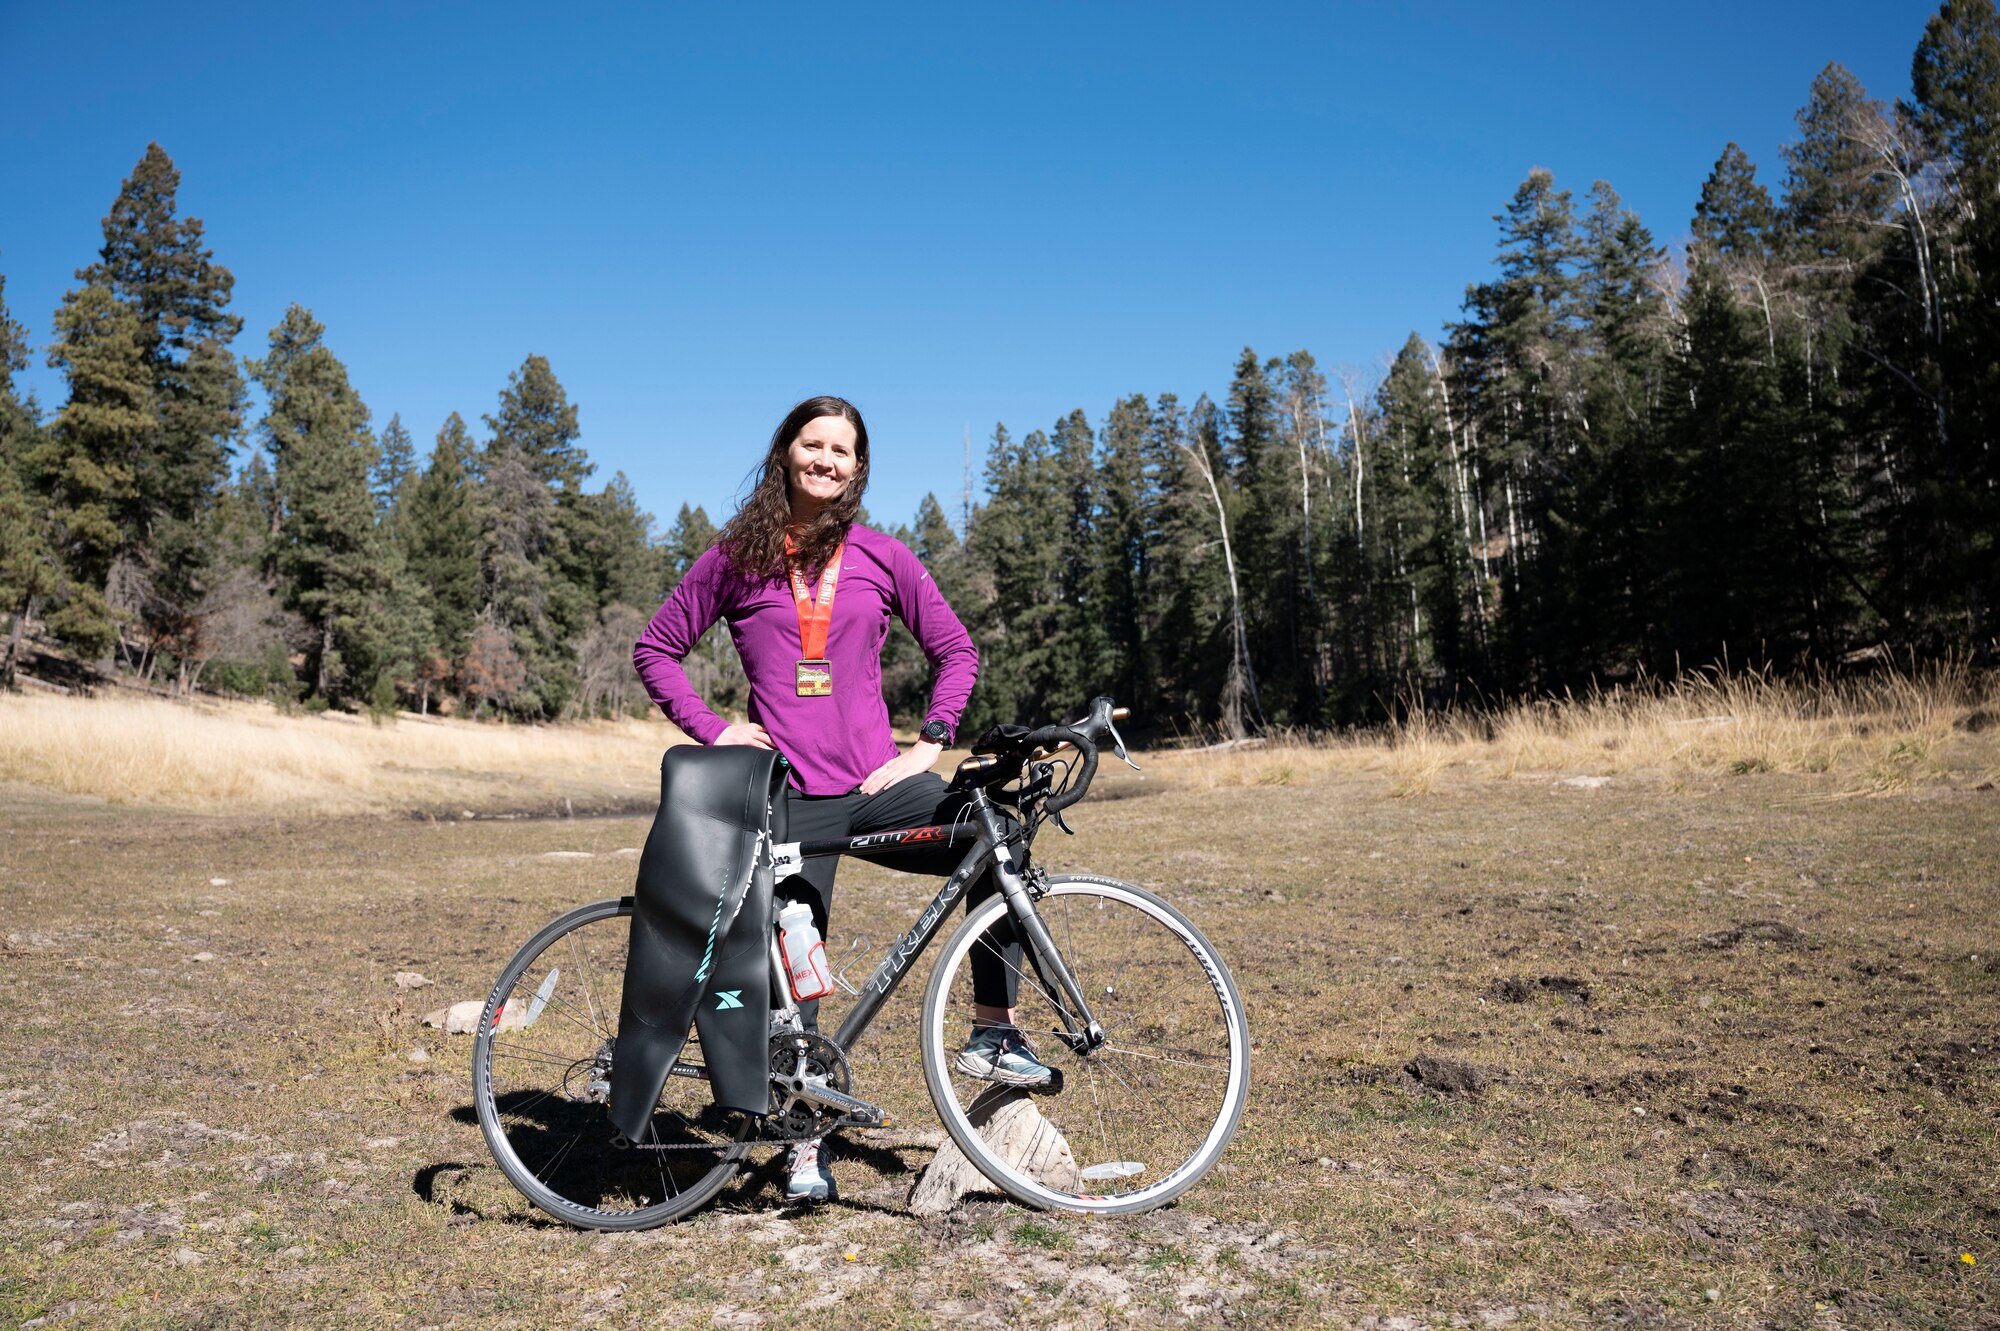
[1,691,1997,1328]
[0,692,685,817]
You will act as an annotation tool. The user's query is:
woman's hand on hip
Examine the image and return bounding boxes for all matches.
[859,741,943,795]
[714,722,775,749]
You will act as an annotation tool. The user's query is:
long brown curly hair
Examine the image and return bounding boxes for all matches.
[717,396,871,580]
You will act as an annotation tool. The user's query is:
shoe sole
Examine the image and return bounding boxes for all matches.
[953,1052,1055,1088]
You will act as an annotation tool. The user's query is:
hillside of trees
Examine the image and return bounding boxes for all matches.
[3,3,1996,737]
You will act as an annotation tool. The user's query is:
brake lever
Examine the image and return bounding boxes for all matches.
[1105,715,1141,772]
[1051,808,1075,835]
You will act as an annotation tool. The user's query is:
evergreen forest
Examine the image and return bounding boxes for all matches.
[3,3,1997,737]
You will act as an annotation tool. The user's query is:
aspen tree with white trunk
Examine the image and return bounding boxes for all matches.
[1175,430,1263,738]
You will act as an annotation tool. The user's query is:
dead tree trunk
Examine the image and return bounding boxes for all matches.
[1,594,35,688]
[1424,342,1488,660]
[1179,437,1264,737]
[316,619,334,699]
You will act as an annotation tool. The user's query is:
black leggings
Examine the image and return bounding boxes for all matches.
[780,772,1021,1030]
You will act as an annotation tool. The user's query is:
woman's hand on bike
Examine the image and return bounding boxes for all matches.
[859,740,942,795]
[714,722,775,749]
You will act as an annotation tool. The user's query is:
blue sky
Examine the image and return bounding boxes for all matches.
[0,1,1941,533]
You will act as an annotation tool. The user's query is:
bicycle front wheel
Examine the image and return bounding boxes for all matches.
[919,875,1250,1215]
[472,897,751,1230]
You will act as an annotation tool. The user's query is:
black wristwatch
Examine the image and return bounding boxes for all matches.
[919,719,952,746]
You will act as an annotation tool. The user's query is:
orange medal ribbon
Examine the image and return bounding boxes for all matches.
[785,537,843,697]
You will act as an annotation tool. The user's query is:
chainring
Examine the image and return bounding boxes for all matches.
[764,1030,853,1142]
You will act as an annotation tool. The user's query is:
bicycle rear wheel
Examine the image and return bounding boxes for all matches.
[919,874,1250,1215]
[472,897,750,1230]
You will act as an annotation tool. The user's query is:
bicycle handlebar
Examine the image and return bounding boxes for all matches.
[955,696,1130,817]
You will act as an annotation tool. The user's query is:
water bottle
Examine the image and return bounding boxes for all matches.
[777,901,834,1002]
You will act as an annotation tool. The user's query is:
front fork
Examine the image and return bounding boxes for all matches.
[974,800,1106,1054]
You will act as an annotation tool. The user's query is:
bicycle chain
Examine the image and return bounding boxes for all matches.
[616,1031,872,1152]
[616,1114,884,1152]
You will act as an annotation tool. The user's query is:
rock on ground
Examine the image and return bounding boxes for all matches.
[424,999,525,1034]
[908,1087,1077,1216]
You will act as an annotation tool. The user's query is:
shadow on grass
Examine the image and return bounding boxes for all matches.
[434,1099,942,1223]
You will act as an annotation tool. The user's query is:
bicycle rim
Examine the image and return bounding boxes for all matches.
[472,898,750,1230]
[920,876,1250,1215]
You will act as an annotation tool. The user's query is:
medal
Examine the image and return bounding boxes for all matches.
[786,538,844,698]
[795,659,833,696]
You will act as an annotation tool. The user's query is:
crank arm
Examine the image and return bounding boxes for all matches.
[771,1076,885,1126]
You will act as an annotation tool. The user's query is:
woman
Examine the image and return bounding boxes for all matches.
[633,395,1053,1204]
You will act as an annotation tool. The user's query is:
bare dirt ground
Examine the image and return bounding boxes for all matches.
[2,755,1997,1328]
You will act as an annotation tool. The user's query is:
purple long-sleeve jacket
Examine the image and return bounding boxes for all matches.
[633,525,979,795]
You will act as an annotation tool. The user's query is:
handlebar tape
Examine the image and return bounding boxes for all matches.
[1020,724,1097,817]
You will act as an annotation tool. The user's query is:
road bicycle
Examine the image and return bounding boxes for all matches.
[471,697,1250,1229]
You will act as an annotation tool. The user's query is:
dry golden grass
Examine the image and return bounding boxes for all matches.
[3,663,1994,818]
[0,690,689,816]
[1150,663,2000,799]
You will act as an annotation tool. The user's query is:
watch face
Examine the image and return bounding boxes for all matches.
[921,721,950,745]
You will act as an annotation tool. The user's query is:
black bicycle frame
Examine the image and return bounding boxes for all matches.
[771,788,1105,1056]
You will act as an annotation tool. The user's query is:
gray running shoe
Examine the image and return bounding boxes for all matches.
[785,1138,836,1203]
[953,1025,1056,1088]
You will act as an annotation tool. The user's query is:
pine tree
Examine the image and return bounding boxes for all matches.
[910,491,971,610]
[964,424,1063,730]
[1657,146,1791,663]
[1774,66,1889,654]
[881,492,976,725]
[1906,0,2000,641]
[1782,65,1893,268]
[657,502,747,720]
[33,284,150,659]
[1133,394,1229,725]
[473,444,560,716]
[1910,0,2000,190]
[1570,182,1668,673]
[1157,393,1262,734]
[1225,349,1312,721]
[486,355,590,493]
[562,471,657,622]
[247,304,387,701]
[77,143,245,665]
[663,503,717,583]
[0,269,55,684]
[0,457,55,686]
[1049,407,1108,710]
[373,413,415,519]
[0,268,35,459]
[401,413,481,663]
[1375,335,1472,692]
[479,356,594,716]
[876,495,967,726]
[1450,168,1584,684]
[1096,394,1153,708]
[1692,144,1776,260]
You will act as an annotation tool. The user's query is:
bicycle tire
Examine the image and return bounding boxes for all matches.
[472,897,751,1230]
[918,875,1250,1215]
